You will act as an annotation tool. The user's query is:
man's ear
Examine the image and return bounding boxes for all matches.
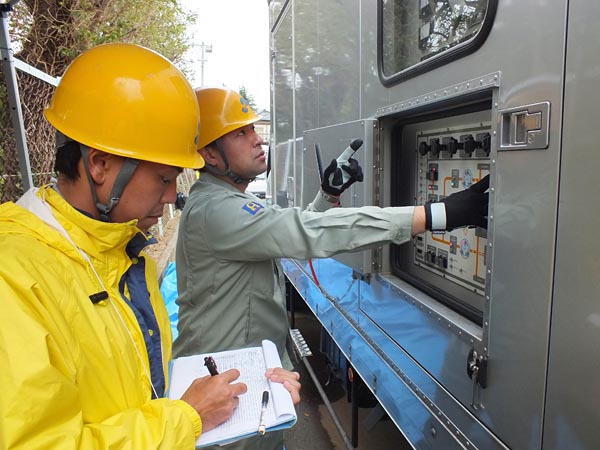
[199,146,221,167]
[84,148,117,185]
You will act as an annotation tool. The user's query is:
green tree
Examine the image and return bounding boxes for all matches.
[1,0,197,201]
[11,0,196,74]
[238,86,258,111]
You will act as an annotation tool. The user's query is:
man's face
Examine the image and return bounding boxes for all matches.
[219,124,266,179]
[109,160,180,232]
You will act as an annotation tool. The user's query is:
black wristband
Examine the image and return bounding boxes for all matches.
[424,203,432,230]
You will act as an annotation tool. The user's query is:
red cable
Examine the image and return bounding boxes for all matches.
[308,258,320,287]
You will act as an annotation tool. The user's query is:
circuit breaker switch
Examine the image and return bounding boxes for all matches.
[459,134,475,157]
[437,250,449,269]
[429,138,442,158]
[442,136,459,158]
[426,245,437,264]
[475,133,491,157]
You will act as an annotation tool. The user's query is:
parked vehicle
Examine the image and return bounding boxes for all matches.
[247,172,267,200]
[268,1,599,449]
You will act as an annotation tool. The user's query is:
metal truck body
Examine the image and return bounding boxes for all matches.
[268,1,600,449]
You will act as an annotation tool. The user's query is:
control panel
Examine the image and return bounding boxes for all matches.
[414,124,491,296]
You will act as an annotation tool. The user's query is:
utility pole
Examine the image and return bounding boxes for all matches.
[199,41,212,86]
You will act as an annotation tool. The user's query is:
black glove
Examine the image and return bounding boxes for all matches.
[321,157,364,196]
[174,192,187,210]
[425,175,489,231]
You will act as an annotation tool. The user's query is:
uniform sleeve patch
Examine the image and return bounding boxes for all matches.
[242,201,264,215]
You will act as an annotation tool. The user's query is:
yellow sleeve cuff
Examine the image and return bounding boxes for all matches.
[173,399,203,439]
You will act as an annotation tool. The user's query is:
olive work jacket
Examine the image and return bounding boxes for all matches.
[173,173,415,365]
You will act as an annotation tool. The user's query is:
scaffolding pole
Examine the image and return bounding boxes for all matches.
[1,4,32,190]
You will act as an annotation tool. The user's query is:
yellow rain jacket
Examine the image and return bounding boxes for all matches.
[0,186,201,449]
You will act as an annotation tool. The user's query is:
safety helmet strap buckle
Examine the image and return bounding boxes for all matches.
[81,146,140,221]
[206,138,254,185]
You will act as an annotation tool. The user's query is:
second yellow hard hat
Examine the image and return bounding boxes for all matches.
[195,87,260,150]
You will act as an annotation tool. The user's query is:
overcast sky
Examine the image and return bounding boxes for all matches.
[178,0,271,111]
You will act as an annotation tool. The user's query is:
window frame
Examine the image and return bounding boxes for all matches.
[378,0,498,86]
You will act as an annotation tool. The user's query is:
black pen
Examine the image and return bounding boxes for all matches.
[204,356,219,376]
[258,390,269,435]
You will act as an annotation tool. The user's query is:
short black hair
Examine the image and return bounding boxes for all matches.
[54,140,82,182]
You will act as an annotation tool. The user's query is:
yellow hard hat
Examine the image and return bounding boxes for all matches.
[44,43,204,169]
[195,87,260,149]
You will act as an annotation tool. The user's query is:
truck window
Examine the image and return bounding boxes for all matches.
[380,0,497,84]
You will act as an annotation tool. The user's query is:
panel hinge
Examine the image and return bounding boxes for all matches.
[352,269,371,284]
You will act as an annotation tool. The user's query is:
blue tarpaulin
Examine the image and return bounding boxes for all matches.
[159,261,179,341]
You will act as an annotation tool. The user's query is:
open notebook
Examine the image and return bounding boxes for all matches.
[167,339,297,447]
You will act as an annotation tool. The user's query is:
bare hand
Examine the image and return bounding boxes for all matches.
[180,368,248,431]
[265,368,301,405]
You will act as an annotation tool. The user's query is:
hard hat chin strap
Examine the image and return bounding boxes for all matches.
[80,146,140,221]
[204,139,255,185]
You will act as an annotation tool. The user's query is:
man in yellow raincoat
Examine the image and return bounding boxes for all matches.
[0,43,260,449]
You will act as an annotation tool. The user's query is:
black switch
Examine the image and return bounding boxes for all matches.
[418,141,430,156]
[475,133,491,157]
[460,134,475,157]
[429,138,442,158]
[441,136,460,158]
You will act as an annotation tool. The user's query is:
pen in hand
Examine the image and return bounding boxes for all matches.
[204,356,219,376]
[258,390,269,435]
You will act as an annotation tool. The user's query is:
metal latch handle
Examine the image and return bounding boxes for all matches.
[499,101,550,151]
[467,349,488,409]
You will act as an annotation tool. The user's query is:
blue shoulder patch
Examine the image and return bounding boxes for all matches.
[242,201,264,215]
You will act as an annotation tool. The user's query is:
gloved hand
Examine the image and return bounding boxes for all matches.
[321,157,364,196]
[425,175,489,231]
[174,192,187,210]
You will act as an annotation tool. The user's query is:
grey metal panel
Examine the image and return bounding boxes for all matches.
[272,1,573,448]
[361,1,567,119]
[301,120,376,272]
[543,2,600,449]
[372,3,567,449]
[462,4,565,450]
[360,0,391,117]
[292,0,360,129]
[290,0,318,135]
[272,6,294,207]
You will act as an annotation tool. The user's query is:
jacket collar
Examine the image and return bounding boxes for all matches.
[194,171,242,194]
[16,185,152,260]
